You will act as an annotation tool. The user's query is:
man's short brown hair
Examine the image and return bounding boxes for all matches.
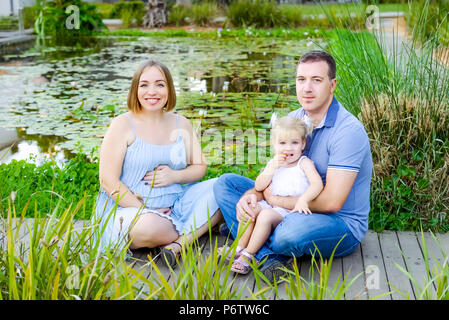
[298,50,336,80]
[127,60,176,113]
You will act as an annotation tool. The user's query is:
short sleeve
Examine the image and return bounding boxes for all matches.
[328,122,370,173]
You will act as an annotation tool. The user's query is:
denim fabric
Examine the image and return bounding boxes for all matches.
[213,173,360,261]
[288,98,373,242]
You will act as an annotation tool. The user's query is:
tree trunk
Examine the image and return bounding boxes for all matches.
[143,0,168,28]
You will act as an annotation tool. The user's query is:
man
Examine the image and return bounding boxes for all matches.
[213,50,373,282]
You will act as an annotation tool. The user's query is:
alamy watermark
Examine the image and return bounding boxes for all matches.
[365,5,380,30]
[365,264,380,290]
[65,5,80,30]
[65,265,80,289]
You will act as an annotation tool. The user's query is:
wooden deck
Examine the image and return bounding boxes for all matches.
[2,218,449,300]
[130,229,449,300]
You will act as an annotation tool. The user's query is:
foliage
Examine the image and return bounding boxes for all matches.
[22,6,40,29]
[191,2,219,26]
[0,203,368,300]
[0,16,19,31]
[34,0,105,46]
[0,202,136,300]
[0,153,99,220]
[91,2,115,19]
[168,4,190,26]
[325,8,449,232]
[104,26,324,40]
[109,0,146,27]
[225,0,365,29]
[226,0,284,28]
[407,0,449,46]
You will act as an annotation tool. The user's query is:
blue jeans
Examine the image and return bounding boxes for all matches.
[213,173,360,262]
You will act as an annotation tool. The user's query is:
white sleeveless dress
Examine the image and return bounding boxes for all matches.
[258,156,310,216]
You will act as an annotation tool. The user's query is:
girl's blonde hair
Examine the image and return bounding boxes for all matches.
[271,116,310,142]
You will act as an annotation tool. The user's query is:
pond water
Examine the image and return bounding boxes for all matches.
[0,35,324,166]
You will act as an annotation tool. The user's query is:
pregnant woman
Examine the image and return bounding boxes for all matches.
[92,60,221,268]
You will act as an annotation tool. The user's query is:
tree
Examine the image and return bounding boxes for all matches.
[143,0,167,27]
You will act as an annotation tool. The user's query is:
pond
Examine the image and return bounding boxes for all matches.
[0,35,324,166]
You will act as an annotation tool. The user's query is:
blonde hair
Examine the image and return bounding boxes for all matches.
[127,60,176,113]
[271,116,310,143]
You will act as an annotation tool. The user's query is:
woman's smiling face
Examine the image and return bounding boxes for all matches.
[137,66,168,112]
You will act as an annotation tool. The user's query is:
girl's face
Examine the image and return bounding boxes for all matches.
[273,133,306,164]
[137,66,168,112]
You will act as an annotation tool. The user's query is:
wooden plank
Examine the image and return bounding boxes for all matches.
[342,245,367,300]
[360,230,391,300]
[416,231,447,275]
[326,257,344,300]
[415,231,449,299]
[396,231,436,299]
[0,215,26,246]
[378,231,414,300]
[434,232,449,257]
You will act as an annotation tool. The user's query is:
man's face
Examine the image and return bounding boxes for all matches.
[296,61,337,115]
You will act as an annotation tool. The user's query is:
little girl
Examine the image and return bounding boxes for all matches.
[227,115,323,274]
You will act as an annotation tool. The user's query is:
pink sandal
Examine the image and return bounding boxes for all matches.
[231,250,258,275]
[218,245,242,262]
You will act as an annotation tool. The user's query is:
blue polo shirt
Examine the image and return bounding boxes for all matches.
[288,97,373,242]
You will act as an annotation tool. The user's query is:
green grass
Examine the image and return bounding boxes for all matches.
[100,27,325,40]
[0,198,367,300]
[0,152,99,221]
[3,194,448,300]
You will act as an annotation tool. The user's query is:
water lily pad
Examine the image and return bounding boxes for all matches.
[0,35,323,161]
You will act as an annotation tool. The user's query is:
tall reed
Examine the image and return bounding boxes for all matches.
[323,1,449,232]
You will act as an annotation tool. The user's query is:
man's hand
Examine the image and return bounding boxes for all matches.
[236,193,260,223]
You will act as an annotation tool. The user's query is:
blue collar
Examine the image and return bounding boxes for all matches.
[323,96,339,128]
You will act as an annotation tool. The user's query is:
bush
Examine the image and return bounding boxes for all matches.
[191,2,218,26]
[0,154,99,220]
[226,0,284,28]
[34,0,105,45]
[92,2,115,19]
[110,0,146,27]
[327,21,449,232]
[22,6,40,29]
[226,1,365,29]
[168,4,190,26]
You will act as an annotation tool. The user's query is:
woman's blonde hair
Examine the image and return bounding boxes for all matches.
[271,116,310,142]
[127,60,176,113]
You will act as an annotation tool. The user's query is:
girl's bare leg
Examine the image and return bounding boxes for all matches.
[245,209,283,255]
[237,219,255,249]
[232,209,283,271]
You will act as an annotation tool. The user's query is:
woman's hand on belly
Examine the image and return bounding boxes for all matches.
[143,165,176,188]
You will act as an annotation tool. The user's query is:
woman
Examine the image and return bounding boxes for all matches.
[92,60,222,267]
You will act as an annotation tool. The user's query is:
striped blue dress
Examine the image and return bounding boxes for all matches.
[92,113,219,250]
